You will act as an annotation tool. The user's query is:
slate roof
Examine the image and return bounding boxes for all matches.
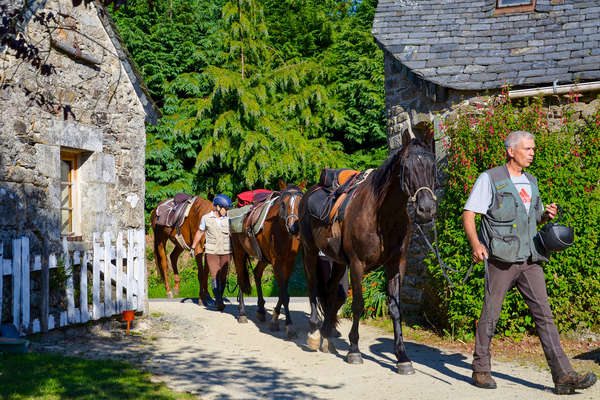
[372,0,600,91]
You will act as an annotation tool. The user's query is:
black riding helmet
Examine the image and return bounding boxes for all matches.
[535,205,574,253]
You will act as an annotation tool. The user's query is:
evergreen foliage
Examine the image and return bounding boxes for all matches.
[111,0,387,215]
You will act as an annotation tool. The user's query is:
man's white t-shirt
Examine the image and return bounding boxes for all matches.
[464,171,535,214]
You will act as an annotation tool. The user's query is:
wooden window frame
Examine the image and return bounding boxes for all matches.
[495,0,536,14]
[60,150,79,237]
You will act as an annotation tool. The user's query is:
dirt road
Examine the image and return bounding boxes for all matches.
[34,298,599,399]
[141,298,599,400]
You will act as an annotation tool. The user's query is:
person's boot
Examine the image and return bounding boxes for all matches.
[214,279,225,312]
[554,371,597,395]
[472,372,497,389]
[200,292,215,307]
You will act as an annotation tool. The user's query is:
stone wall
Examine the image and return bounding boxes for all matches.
[0,0,147,255]
[383,49,600,314]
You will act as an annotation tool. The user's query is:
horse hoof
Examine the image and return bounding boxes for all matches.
[320,338,337,354]
[238,315,248,324]
[396,362,415,375]
[269,321,280,331]
[256,311,266,322]
[216,302,225,312]
[285,326,297,339]
[307,333,321,351]
[166,291,174,299]
[346,352,363,364]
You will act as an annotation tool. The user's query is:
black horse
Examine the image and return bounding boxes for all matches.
[298,136,437,374]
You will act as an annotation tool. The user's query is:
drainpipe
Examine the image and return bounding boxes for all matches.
[509,81,600,99]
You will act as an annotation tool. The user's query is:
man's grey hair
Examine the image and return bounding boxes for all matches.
[504,130,535,150]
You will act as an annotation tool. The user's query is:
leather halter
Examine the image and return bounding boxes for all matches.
[400,147,437,203]
[279,187,303,234]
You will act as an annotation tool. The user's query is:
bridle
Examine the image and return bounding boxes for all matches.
[400,147,438,204]
[278,187,303,235]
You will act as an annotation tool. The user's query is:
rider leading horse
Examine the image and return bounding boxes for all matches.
[150,196,213,299]
[298,136,437,374]
[231,181,305,338]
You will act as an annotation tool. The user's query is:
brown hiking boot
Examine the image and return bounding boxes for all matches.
[554,372,597,395]
[472,372,497,389]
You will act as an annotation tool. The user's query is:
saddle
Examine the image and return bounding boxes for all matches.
[155,193,196,228]
[244,191,279,235]
[307,169,373,224]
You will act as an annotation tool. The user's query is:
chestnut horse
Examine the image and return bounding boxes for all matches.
[150,196,213,299]
[231,181,305,338]
[298,137,437,374]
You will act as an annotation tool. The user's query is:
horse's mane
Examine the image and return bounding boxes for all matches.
[369,138,428,207]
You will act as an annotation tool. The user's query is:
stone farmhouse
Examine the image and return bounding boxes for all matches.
[0,0,159,254]
[373,0,600,149]
[372,0,600,312]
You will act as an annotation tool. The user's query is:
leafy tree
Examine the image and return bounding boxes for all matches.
[168,0,348,196]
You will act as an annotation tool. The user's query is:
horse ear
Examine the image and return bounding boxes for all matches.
[298,180,306,190]
[278,179,286,190]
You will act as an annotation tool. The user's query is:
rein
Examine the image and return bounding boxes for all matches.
[415,219,475,289]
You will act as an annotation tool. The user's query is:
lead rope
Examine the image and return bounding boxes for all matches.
[415,220,476,288]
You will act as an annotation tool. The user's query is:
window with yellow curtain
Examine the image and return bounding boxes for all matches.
[60,152,77,236]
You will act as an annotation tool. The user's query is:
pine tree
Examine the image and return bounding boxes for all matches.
[171,0,348,196]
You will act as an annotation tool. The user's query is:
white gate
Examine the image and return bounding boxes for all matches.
[0,230,146,336]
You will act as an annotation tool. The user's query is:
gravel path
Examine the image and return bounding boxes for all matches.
[33,298,599,400]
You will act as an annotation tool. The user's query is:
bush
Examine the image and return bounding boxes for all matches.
[341,266,388,320]
[425,92,600,340]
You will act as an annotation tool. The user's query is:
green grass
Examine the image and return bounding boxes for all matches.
[147,249,308,299]
[0,352,197,399]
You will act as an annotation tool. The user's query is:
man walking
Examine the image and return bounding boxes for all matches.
[462,130,596,394]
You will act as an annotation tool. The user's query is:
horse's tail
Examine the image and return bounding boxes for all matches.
[315,261,341,331]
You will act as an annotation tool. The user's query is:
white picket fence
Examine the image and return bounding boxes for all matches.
[0,230,146,336]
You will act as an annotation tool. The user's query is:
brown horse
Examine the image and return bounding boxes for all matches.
[298,137,437,373]
[150,196,213,299]
[231,181,305,338]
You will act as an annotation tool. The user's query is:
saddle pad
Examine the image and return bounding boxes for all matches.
[252,197,279,235]
[237,189,272,206]
[228,205,253,234]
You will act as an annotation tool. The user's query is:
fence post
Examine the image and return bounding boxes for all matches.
[48,254,57,330]
[32,255,42,334]
[116,231,124,314]
[0,243,3,325]
[12,238,22,334]
[103,231,113,316]
[21,236,30,334]
[127,229,134,310]
[137,229,146,313]
[63,238,76,323]
[92,232,101,319]
[80,251,89,323]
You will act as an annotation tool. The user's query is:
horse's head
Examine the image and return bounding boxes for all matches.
[400,140,437,223]
[278,180,305,235]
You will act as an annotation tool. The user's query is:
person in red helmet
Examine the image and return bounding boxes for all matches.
[191,194,232,311]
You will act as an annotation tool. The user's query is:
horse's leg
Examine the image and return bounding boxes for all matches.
[197,254,214,306]
[154,234,173,298]
[278,261,297,339]
[236,254,249,323]
[303,249,321,351]
[254,261,268,322]
[387,266,414,374]
[346,258,365,364]
[169,245,183,297]
[320,262,345,354]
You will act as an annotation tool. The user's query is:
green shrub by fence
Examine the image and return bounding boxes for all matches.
[425,93,600,340]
